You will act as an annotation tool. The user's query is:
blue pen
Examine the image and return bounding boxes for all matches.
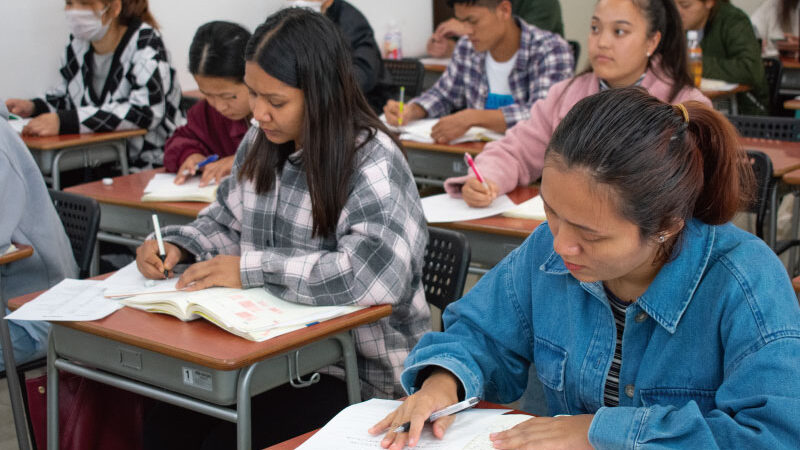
[195,154,219,170]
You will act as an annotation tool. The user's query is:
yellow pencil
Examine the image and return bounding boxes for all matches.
[398,86,405,126]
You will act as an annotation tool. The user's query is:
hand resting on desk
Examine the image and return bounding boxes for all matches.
[136,239,242,291]
[22,113,60,137]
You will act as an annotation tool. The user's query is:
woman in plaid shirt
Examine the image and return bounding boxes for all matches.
[137,8,430,449]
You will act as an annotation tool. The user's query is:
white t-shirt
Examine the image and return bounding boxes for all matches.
[92,51,114,97]
[751,0,799,57]
[485,51,518,96]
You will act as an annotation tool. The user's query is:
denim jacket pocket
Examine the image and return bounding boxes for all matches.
[533,336,569,413]
[639,387,717,415]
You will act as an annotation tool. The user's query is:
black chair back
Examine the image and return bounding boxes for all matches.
[727,115,800,142]
[383,58,426,100]
[48,189,101,279]
[745,150,774,240]
[762,57,783,115]
[423,227,471,320]
[567,40,580,70]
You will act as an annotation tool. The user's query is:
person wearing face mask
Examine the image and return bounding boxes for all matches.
[284,0,390,112]
[5,0,182,169]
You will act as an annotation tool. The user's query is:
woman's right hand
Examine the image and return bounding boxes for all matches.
[6,99,35,118]
[383,101,425,127]
[369,369,461,449]
[462,177,498,207]
[174,153,207,184]
[135,239,185,279]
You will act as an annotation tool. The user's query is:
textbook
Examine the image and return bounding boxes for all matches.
[297,398,533,449]
[101,263,363,342]
[502,195,547,220]
[140,173,218,203]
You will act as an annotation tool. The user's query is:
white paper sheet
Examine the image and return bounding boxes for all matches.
[297,399,510,450]
[101,261,180,298]
[380,116,504,144]
[141,173,218,202]
[422,193,517,223]
[8,118,30,134]
[6,279,122,321]
[502,195,546,220]
[462,414,533,449]
[3,244,18,255]
[700,78,739,92]
[420,57,452,67]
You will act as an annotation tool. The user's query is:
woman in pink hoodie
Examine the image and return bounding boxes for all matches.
[447,0,711,207]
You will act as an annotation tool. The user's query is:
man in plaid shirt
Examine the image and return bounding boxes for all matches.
[384,0,573,143]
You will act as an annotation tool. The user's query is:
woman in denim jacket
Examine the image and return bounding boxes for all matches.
[372,87,800,449]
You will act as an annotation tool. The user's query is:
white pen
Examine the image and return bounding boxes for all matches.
[151,214,168,278]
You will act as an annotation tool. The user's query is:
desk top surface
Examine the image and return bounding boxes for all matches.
[740,137,800,176]
[0,244,33,266]
[784,99,800,110]
[65,167,208,217]
[22,128,147,151]
[8,280,392,370]
[264,401,528,450]
[401,139,485,155]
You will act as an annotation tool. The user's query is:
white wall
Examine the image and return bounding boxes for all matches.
[0,0,432,99]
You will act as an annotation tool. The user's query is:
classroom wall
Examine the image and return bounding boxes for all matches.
[0,0,432,99]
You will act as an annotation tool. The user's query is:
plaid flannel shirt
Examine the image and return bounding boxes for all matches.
[31,20,183,167]
[161,128,431,399]
[411,18,573,128]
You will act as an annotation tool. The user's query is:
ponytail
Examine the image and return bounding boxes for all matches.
[546,87,753,261]
[101,0,159,29]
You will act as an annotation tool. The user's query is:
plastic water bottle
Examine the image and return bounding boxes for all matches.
[687,30,702,88]
[383,21,403,60]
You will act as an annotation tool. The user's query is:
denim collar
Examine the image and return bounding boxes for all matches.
[539,219,715,334]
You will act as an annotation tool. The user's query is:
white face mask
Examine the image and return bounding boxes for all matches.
[65,7,110,42]
[284,1,323,13]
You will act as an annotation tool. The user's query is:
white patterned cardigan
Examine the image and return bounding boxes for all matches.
[31,20,183,167]
[161,128,431,399]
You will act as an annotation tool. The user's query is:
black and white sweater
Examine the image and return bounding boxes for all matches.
[31,19,183,167]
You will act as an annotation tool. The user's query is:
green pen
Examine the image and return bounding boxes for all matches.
[8,113,22,121]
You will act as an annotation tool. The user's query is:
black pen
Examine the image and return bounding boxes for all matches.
[151,214,168,278]
[393,396,480,433]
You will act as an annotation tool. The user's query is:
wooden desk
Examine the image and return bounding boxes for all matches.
[784,99,800,118]
[265,401,528,450]
[434,186,541,271]
[65,168,207,273]
[23,129,146,190]
[1,244,35,450]
[9,286,392,450]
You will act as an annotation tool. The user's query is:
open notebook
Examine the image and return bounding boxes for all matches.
[140,173,218,202]
[101,263,363,342]
[381,116,504,144]
[297,398,533,449]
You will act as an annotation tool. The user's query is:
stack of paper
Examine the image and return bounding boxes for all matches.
[381,116,504,144]
[502,195,547,220]
[141,173,217,202]
[421,193,517,223]
[6,279,122,322]
[297,398,533,450]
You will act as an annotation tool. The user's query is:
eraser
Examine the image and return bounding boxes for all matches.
[102,178,113,186]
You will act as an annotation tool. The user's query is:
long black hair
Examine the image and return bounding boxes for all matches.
[546,87,753,262]
[188,21,251,82]
[239,7,401,238]
[781,0,800,32]
[576,0,693,102]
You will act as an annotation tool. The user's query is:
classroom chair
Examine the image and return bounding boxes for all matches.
[383,58,426,100]
[745,150,775,242]
[423,227,471,331]
[567,40,580,71]
[727,114,800,141]
[762,58,783,116]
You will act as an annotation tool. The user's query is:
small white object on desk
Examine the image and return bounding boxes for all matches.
[3,243,18,256]
[102,177,113,185]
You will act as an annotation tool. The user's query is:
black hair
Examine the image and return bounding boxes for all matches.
[446,0,506,8]
[188,21,251,82]
[239,7,402,238]
[545,87,753,262]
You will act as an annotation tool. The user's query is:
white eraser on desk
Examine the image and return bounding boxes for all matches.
[102,178,113,185]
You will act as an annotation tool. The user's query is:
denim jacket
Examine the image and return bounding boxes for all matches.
[402,219,800,448]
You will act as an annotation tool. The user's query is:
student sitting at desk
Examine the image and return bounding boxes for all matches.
[0,102,78,371]
[384,0,573,144]
[676,0,769,114]
[427,0,565,58]
[374,87,800,450]
[135,8,430,449]
[5,0,182,168]
[164,21,252,186]
[447,0,710,207]
[750,0,799,57]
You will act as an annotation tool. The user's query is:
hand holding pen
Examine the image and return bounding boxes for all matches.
[134,215,183,280]
[174,154,220,185]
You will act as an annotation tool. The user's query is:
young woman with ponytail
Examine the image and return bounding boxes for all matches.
[373,87,800,449]
[6,0,182,168]
[445,0,710,208]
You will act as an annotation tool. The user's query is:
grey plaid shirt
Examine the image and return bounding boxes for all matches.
[161,128,431,399]
[412,18,573,128]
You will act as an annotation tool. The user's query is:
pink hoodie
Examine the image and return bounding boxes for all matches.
[444,69,711,196]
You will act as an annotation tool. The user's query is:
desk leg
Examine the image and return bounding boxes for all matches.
[333,331,361,405]
[50,150,63,191]
[236,365,256,450]
[731,95,739,116]
[113,141,130,176]
[1,298,32,450]
[47,330,58,450]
